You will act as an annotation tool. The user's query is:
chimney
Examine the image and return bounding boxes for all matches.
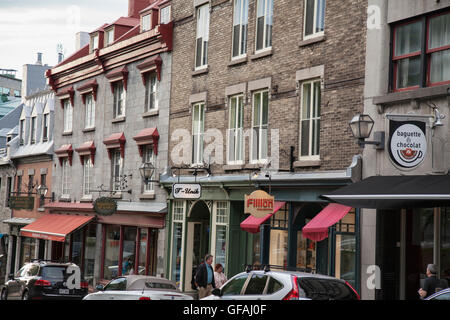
[58,53,64,64]
[36,52,43,65]
[128,0,152,18]
[75,32,90,51]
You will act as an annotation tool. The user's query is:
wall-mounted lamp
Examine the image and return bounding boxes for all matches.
[426,102,445,128]
[349,114,385,149]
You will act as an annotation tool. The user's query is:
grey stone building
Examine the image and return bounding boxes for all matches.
[44,0,173,287]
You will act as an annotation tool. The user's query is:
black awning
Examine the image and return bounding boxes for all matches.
[320,175,450,209]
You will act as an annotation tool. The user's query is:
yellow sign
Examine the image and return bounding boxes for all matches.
[244,190,274,218]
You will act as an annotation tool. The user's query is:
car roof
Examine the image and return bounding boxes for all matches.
[27,260,79,267]
[237,270,345,281]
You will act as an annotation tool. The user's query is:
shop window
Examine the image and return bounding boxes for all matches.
[84,223,97,285]
[296,227,316,272]
[122,227,137,275]
[441,208,450,283]
[171,201,185,285]
[269,204,289,270]
[71,229,83,268]
[138,228,148,275]
[214,202,228,269]
[334,210,356,289]
[103,225,120,280]
[20,238,36,266]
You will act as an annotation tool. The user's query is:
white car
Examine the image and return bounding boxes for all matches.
[202,269,360,300]
[83,275,193,300]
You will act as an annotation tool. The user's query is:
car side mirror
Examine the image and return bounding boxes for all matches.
[95,284,105,291]
[211,288,222,297]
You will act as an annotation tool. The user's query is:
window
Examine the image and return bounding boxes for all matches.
[113,81,125,118]
[6,176,12,207]
[63,99,73,133]
[160,5,171,24]
[91,34,99,52]
[17,175,22,194]
[171,201,185,285]
[214,202,228,269]
[251,90,269,163]
[143,146,155,193]
[195,4,210,69]
[85,93,95,128]
[121,227,137,275]
[232,0,249,58]
[43,114,49,141]
[304,0,325,39]
[27,175,34,195]
[145,73,158,112]
[142,14,151,31]
[228,95,244,164]
[105,28,114,46]
[244,274,268,295]
[83,158,93,196]
[300,80,321,159]
[30,116,36,144]
[111,149,123,192]
[192,103,205,165]
[103,225,121,280]
[392,11,450,91]
[255,0,273,52]
[19,119,25,145]
[221,274,249,296]
[61,158,71,196]
[39,174,46,207]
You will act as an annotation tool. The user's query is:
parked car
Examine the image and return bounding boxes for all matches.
[83,275,194,300]
[0,260,88,300]
[202,269,360,300]
[425,288,450,300]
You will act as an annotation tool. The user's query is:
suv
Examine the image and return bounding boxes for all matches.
[202,268,360,300]
[0,260,89,300]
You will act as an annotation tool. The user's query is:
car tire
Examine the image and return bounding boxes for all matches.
[22,290,30,301]
[0,288,7,300]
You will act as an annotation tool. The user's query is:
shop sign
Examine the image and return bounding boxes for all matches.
[173,183,202,199]
[245,190,274,218]
[389,120,427,169]
[9,196,34,210]
[93,197,117,216]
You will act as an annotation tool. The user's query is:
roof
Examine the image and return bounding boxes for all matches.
[10,140,53,159]
[0,97,22,118]
[0,103,22,132]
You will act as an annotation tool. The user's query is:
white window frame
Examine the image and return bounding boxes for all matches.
[299,79,321,160]
[255,0,273,53]
[113,81,126,118]
[145,73,159,112]
[91,33,99,52]
[83,157,93,197]
[111,149,123,192]
[105,28,114,46]
[143,145,155,194]
[192,102,205,165]
[211,201,229,270]
[227,94,244,165]
[303,0,326,40]
[251,90,269,164]
[195,4,210,70]
[142,14,151,32]
[85,93,96,129]
[170,200,186,289]
[160,5,171,24]
[232,0,249,59]
[63,99,73,133]
[61,158,71,197]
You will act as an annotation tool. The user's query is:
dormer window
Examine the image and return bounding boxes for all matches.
[91,33,99,52]
[160,5,171,24]
[43,113,49,142]
[142,14,151,31]
[30,116,36,144]
[19,119,25,146]
[105,28,114,47]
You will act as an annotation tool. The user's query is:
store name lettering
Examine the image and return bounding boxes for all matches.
[246,198,273,211]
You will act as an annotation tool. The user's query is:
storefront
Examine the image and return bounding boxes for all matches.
[161,166,362,293]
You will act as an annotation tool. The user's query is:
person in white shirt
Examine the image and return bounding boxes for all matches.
[214,263,227,288]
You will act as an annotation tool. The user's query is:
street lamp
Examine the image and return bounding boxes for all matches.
[349,114,385,149]
[139,162,156,183]
[37,184,48,197]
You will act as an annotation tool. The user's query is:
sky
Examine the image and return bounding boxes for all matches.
[0,0,129,79]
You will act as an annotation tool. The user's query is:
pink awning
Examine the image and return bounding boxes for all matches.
[240,202,286,234]
[302,203,352,241]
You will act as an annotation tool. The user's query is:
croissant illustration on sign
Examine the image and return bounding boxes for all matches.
[244,190,274,218]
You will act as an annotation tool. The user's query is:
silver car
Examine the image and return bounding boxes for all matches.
[202,269,360,300]
[83,275,193,300]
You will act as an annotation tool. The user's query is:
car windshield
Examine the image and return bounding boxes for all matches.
[41,266,67,281]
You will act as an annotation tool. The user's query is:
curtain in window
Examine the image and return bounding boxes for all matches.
[429,13,450,84]
[196,4,209,68]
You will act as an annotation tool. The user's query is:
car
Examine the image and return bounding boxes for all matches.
[425,287,450,300]
[83,275,194,300]
[202,267,360,300]
[0,260,89,300]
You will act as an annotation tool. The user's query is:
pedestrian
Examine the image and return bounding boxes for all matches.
[418,264,441,299]
[195,254,215,299]
[214,263,227,288]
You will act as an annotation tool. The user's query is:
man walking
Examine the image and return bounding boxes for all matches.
[195,254,215,299]
[418,264,442,299]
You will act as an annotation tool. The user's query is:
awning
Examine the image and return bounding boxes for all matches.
[20,214,94,242]
[240,202,286,234]
[320,175,450,209]
[302,203,352,241]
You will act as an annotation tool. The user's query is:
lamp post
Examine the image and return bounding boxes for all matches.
[349,114,385,149]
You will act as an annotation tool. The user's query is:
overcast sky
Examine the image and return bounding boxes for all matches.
[0,0,129,79]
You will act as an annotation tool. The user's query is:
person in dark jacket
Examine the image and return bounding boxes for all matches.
[418,264,446,299]
[195,254,215,299]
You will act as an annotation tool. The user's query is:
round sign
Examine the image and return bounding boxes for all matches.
[390,123,427,168]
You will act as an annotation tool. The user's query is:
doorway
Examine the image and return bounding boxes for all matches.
[51,241,64,262]
[184,201,210,292]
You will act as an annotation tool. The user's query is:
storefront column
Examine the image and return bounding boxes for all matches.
[14,236,21,273]
[5,235,14,283]
[93,223,103,287]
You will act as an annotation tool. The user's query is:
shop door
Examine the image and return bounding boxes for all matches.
[51,242,64,262]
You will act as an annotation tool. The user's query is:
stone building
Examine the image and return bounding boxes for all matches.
[43,0,173,287]
[161,0,367,294]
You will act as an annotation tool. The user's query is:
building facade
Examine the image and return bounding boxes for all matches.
[161,0,367,294]
[43,0,173,288]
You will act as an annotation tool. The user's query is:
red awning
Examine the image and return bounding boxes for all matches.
[302,203,352,241]
[240,201,286,234]
[20,214,94,242]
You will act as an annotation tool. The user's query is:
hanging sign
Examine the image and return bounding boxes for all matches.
[173,183,202,199]
[9,196,34,210]
[389,120,427,169]
[93,197,117,216]
[245,190,274,218]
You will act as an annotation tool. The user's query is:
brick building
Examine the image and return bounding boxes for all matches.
[161,0,367,294]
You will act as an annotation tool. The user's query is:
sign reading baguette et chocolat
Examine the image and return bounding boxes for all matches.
[173,183,202,199]
[389,120,427,169]
[245,190,274,218]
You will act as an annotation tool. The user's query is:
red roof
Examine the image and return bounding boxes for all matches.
[54,144,73,155]
[103,132,126,145]
[133,127,159,141]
